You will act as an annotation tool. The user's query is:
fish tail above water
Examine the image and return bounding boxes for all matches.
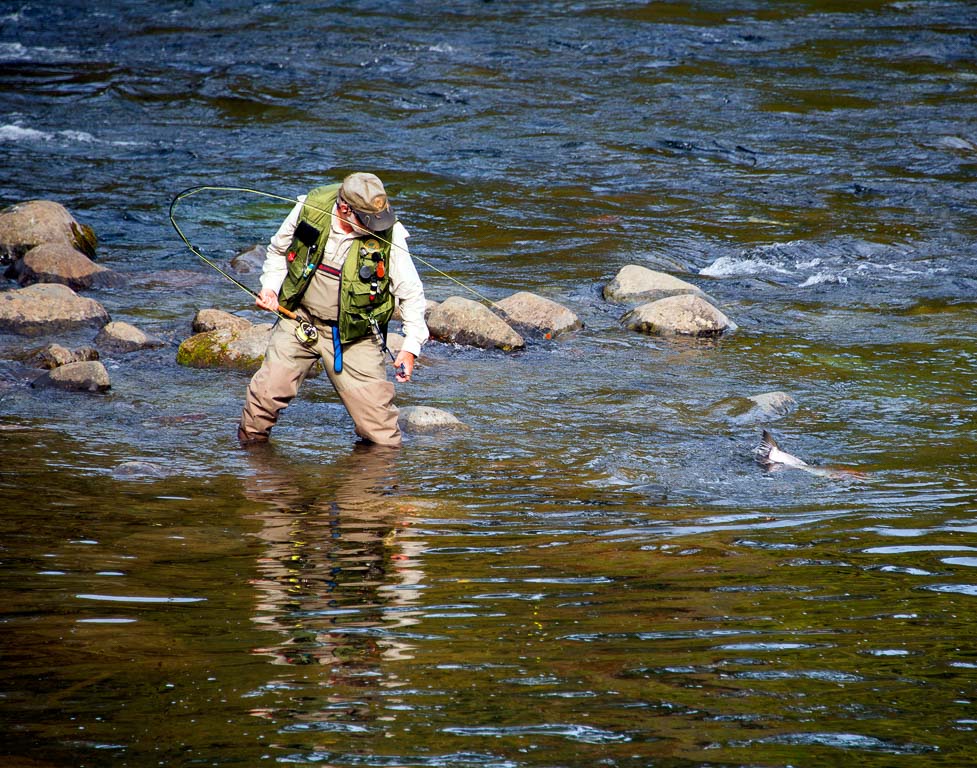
[753,429,780,467]
[753,429,808,469]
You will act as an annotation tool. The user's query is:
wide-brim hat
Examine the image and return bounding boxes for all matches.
[340,172,396,231]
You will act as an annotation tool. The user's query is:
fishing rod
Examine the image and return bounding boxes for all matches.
[167,187,322,346]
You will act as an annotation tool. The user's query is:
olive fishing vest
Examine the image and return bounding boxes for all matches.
[277,184,395,344]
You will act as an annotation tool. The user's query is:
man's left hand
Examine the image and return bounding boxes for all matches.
[394,350,416,383]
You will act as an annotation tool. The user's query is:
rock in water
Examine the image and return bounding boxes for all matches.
[7,242,123,289]
[622,294,735,337]
[493,291,582,338]
[95,321,166,354]
[398,405,467,432]
[32,360,111,392]
[427,296,524,351]
[176,323,274,371]
[603,264,705,304]
[0,283,109,336]
[0,199,97,263]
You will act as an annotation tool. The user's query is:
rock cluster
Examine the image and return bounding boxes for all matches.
[0,200,158,391]
[604,264,736,337]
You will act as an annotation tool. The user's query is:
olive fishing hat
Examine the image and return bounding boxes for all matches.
[340,172,396,231]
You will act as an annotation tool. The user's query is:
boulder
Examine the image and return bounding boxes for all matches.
[191,308,252,333]
[493,291,582,338]
[398,405,467,432]
[603,264,705,304]
[30,343,99,369]
[230,244,266,274]
[427,296,524,351]
[622,294,735,337]
[95,321,166,354]
[5,242,123,289]
[176,323,273,372]
[0,199,97,264]
[0,283,109,336]
[31,360,110,392]
[708,391,797,425]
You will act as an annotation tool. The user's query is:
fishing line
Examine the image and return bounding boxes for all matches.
[168,184,505,313]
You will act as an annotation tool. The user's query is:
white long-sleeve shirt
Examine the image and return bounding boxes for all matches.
[259,196,429,357]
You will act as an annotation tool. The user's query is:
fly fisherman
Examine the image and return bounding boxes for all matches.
[238,172,428,447]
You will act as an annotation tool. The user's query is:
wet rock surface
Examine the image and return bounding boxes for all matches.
[427,296,525,351]
[31,360,111,392]
[0,199,97,263]
[493,291,582,338]
[0,283,110,336]
[622,294,735,337]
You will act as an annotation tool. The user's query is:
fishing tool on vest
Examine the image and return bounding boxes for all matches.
[368,317,406,379]
[358,238,384,303]
[293,221,322,278]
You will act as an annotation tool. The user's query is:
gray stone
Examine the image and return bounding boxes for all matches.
[31,343,100,369]
[7,242,123,289]
[493,291,582,338]
[398,405,467,432]
[95,321,166,353]
[603,264,705,304]
[192,308,252,333]
[0,199,97,264]
[176,323,274,372]
[622,294,735,337]
[427,296,524,351]
[0,283,110,336]
[31,360,110,392]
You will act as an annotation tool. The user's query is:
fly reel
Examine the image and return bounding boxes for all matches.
[295,320,319,347]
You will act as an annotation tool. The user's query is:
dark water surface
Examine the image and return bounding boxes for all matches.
[2,1,977,766]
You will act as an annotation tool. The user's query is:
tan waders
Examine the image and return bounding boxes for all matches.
[239,315,401,447]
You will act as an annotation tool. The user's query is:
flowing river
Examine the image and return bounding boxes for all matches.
[1,1,976,766]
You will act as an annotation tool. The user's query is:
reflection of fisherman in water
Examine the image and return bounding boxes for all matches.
[241,444,425,723]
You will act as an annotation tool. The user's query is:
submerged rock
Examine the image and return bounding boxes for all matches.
[0,283,110,336]
[112,461,168,479]
[31,360,110,392]
[230,244,266,274]
[0,199,97,264]
[6,242,123,289]
[95,321,166,354]
[622,294,735,337]
[708,391,798,424]
[176,323,273,372]
[398,405,467,432]
[493,291,582,338]
[603,264,705,304]
[427,296,524,351]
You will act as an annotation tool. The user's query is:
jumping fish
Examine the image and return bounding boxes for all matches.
[753,429,866,480]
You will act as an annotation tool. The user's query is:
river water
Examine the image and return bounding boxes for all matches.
[1,1,976,766]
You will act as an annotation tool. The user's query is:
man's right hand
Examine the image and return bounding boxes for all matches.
[255,288,280,313]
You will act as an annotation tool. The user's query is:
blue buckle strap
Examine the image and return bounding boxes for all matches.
[331,324,343,374]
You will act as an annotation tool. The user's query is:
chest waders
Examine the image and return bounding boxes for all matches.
[277,185,396,373]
